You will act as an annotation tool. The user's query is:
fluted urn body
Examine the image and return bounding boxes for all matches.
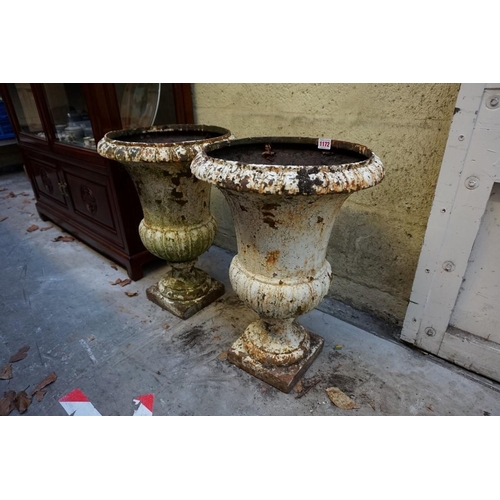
[192,137,385,391]
[98,125,232,319]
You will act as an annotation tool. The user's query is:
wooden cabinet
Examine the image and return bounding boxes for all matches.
[0,83,194,280]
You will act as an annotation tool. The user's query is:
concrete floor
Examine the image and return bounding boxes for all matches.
[1,170,500,416]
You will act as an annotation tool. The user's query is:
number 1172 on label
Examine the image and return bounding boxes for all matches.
[318,138,331,150]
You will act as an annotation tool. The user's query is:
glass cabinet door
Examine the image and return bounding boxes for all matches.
[6,83,46,139]
[43,83,95,150]
[114,84,162,129]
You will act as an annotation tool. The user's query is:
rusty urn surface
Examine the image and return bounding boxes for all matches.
[98,124,232,319]
[192,137,385,392]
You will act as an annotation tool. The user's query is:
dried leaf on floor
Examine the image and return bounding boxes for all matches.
[4,191,16,198]
[3,390,16,401]
[20,192,30,196]
[14,391,31,414]
[22,199,31,204]
[52,236,75,242]
[36,390,47,402]
[40,225,53,231]
[0,390,16,416]
[31,372,57,396]
[0,364,13,380]
[0,187,7,192]
[9,345,30,363]
[334,344,343,350]
[213,335,221,341]
[110,265,118,270]
[295,376,322,399]
[326,386,359,410]
[0,217,8,222]
[218,352,228,361]
[163,324,170,330]
[293,380,304,394]
[88,335,95,342]
[125,291,138,297]
[109,278,131,287]
[27,224,39,232]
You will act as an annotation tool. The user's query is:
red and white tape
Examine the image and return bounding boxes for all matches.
[59,389,102,416]
[133,394,155,416]
[59,389,155,416]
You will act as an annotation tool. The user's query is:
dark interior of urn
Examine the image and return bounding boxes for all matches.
[115,130,223,144]
[210,142,368,166]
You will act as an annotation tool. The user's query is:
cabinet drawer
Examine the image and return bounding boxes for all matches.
[62,168,122,245]
[27,156,68,207]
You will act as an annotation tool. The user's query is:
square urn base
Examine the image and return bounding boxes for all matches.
[227,330,324,393]
[146,278,225,320]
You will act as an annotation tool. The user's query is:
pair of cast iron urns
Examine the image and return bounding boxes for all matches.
[97,125,384,393]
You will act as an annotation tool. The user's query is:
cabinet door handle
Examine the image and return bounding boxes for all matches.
[58,182,69,197]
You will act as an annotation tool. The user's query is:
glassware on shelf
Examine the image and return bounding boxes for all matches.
[43,84,95,149]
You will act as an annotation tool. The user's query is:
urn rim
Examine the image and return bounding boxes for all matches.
[97,124,232,164]
[192,136,385,195]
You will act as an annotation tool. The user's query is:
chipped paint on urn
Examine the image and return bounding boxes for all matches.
[98,124,232,319]
[191,137,385,392]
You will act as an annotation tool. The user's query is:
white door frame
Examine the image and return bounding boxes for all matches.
[401,83,500,381]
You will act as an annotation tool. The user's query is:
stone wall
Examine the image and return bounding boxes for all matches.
[192,83,460,324]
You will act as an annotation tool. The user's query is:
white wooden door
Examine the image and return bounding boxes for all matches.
[401,83,500,382]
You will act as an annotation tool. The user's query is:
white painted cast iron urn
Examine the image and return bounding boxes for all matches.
[98,125,232,319]
[191,137,385,392]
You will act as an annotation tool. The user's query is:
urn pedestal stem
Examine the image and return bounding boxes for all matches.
[191,137,385,392]
[97,125,232,319]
